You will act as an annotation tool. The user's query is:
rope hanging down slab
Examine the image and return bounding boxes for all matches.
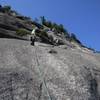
[34,45,52,100]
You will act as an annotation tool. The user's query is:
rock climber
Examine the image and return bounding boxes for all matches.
[30,27,38,46]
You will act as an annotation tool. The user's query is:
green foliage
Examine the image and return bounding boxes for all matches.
[35,30,54,44]
[36,30,48,38]
[44,21,52,28]
[40,16,52,28]
[40,16,69,36]
[70,33,77,41]
[16,28,30,36]
[58,24,64,32]
[52,23,69,36]
[40,16,67,32]
[0,5,2,8]
[16,15,31,21]
[53,23,65,33]
[70,33,81,44]
[41,31,48,37]
[10,10,19,16]
[3,5,11,13]
[59,24,67,33]
[40,16,46,25]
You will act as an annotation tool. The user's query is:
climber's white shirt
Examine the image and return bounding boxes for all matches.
[31,27,38,35]
[31,29,35,35]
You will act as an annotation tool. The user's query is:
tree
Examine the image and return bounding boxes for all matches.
[71,33,77,40]
[40,16,46,25]
[59,24,64,32]
[0,5,2,12]
[70,33,81,44]
[3,5,11,13]
[0,5,2,8]
[52,23,58,31]
[45,21,52,29]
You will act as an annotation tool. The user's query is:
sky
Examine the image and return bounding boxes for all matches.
[0,0,100,51]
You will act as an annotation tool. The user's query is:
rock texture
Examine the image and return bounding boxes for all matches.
[0,11,33,40]
[0,5,100,100]
[0,38,100,100]
[0,7,81,46]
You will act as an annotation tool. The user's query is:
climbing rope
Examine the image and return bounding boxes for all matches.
[34,45,52,100]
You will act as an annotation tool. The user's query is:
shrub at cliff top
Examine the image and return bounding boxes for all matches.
[16,28,30,36]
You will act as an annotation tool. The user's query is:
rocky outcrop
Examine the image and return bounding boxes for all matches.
[0,11,33,40]
[0,6,92,51]
[0,38,100,100]
[0,5,100,100]
[0,6,82,47]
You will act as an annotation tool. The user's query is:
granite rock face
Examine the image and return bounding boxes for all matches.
[0,8,81,46]
[0,12,33,40]
[0,5,100,100]
[0,38,100,100]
